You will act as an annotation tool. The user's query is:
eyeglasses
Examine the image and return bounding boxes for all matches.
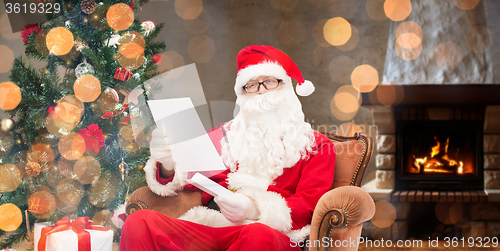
[242,78,283,93]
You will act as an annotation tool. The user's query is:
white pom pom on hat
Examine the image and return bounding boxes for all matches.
[235,45,315,97]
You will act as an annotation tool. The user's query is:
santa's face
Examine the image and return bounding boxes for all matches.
[220,76,314,180]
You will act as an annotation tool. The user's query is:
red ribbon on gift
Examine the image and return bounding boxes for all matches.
[38,217,111,251]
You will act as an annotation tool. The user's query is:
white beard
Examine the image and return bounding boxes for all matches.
[220,83,315,182]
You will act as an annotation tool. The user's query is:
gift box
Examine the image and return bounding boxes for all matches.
[113,67,132,81]
[34,217,113,251]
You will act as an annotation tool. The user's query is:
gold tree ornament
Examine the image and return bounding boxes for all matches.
[1,117,15,132]
[81,0,97,14]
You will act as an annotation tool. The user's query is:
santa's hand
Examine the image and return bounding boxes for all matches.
[149,127,176,171]
[215,193,258,223]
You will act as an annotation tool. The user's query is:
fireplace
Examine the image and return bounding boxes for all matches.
[396,119,484,191]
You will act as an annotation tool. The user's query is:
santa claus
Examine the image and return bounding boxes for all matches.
[121,45,336,251]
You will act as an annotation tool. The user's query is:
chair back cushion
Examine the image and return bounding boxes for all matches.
[332,140,366,189]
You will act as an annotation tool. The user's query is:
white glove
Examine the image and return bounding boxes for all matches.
[215,193,258,223]
[149,127,176,171]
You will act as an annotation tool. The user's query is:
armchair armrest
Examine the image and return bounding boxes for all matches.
[126,186,203,218]
[309,186,375,251]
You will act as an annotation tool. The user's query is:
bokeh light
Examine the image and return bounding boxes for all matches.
[313,20,330,47]
[28,144,55,171]
[366,0,387,21]
[337,122,363,137]
[395,38,422,61]
[395,21,422,40]
[370,85,404,107]
[98,88,121,115]
[175,0,203,20]
[74,156,101,184]
[449,202,463,224]
[270,0,298,11]
[56,178,84,205]
[328,56,356,84]
[396,33,421,49]
[187,35,215,63]
[351,64,379,93]
[435,202,454,225]
[323,17,352,46]
[119,43,144,59]
[384,0,412,21]
[465,25,492,53]
[117,53,145,70]
[0,203,22,231]
[88,175,116,207]
[330,85,361,121]
[28,190,56,219]
[335,25,359,52]
[0,14,21,40]
[55,95,85,124]
[156,51,186,77]
[329,0,358,19]
[0,164,21,192]
[0,82,21,110]
[107,3,134,31]
[118,31,146,58]
[46,27,74,56]
[118,125,145,152]
[278,19,306,47]
[434,41,463,69]
[453,0,480,10]
[0,45,14,73]
[74,74,101,102]
[58,133,86,160]
[371,200,397,228]
[183,9,211,34]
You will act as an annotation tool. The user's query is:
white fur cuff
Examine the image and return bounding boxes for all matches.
[238,189,292,232]
[144,158,188,197]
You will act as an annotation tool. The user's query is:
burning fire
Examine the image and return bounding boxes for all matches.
[413,136,464,174]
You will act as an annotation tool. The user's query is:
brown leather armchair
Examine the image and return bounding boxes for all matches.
[126,132,376,251]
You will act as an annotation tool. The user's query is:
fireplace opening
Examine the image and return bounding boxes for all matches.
[396,120,483,191]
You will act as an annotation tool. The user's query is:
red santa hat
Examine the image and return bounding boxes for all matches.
[235,45,315,97]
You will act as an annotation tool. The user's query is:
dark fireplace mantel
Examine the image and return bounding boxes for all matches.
[362,84,500,106]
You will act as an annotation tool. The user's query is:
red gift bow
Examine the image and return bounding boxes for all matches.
[38,217,111,251]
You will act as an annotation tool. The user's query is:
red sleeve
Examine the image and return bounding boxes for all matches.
[270,132,336,230]
[155,162,175,185]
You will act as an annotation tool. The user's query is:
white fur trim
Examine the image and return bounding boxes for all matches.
[179,206,246,227]
[296,80,315,96]
[226,172,271,191]
[286,225,311,242]
[144,158,187,197]
[237,189,292,232]
[235,62,291,96]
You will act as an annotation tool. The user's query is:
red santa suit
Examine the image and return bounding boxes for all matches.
[121,45,335,250]
[121,123,335,250]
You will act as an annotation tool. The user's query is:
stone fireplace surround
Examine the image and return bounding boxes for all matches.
[361,85,500,240]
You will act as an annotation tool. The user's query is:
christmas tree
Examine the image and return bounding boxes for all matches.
[0,0,165,248]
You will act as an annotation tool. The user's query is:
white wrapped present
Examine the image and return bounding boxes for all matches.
[34,217,113,251]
